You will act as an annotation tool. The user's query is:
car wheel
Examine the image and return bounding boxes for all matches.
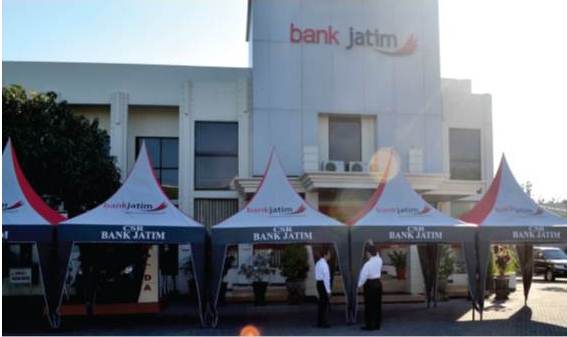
[545,269,555,282]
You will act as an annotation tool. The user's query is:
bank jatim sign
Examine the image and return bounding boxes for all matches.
[289,23,417,56]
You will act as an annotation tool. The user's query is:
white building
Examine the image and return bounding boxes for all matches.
[2,0,492,297]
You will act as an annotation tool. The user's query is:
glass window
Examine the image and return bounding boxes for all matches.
[136,137,179,199]
[195,122,238,190]
[194,198,239,230]
[329,117,361,163]
[449,128,481,180]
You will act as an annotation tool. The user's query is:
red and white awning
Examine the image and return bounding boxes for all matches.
[461,155,566,227]
[2,139,64,225]
[63,142,201,228]
[351,149,469,227]
[215,150,344,228]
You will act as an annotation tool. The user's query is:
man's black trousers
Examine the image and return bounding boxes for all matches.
[316,280,330,326]
[363,278,382,330]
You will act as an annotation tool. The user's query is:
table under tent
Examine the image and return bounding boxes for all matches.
[2,139,67,328]
[349,149,478,323]
[208,150,354,327]
[460,155,567,320]
[57,142,207,325]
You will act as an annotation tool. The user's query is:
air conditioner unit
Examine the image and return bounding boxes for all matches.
[321,160,345,172]
[348,161,367,172]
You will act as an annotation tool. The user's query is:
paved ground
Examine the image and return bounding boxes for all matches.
[4,277,567,336]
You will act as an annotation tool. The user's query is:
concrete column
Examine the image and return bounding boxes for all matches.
[361,116,376,164]
[305,191,319,208]
[437,201,451,216]
[237,78,251,178]
[318,116,329,162]
[305,245,317,296]
[304,191,319,296]
[407,245,425,295]
[303,146,319,172]
[110,92,129,179]
[179,81,195,216]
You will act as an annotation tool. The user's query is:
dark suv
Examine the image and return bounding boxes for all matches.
[534,247,567,281]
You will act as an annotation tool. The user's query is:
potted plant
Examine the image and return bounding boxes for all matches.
[239,252,276,306]
[281,245,309,304]
[493,245,511,300]
[437,245,455,301]
[388,250,407,280]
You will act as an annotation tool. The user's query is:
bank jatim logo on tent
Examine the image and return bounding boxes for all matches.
[495,206,544,216]
[253,226,313,242]
[289,23,417,56]
[100,225,166,241]
[389,226,443,241]
[375,205,432,217]
[246,203,306,217]
[2,200,24,212]
[512,226,560,240]
[102,201,168,214]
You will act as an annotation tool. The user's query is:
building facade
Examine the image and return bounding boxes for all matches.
[3,0,492,297]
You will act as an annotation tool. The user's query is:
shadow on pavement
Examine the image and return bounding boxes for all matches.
[3,299,567,336]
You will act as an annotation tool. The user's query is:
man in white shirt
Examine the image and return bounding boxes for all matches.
[357,244,383,330]
[315,249,332,328]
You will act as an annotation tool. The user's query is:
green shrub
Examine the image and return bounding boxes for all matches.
[281,245,309,282]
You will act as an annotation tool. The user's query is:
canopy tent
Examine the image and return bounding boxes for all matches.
[461,156,567,320]
[2,139,66,328]
[58,142,207,325]
[349,149,477,322]
[208,150,353,326]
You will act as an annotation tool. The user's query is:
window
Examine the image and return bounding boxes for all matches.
[194,199,239,230]
[136,137,179,198]
[449,128,481,180]
[195,122,238,190]
[329,117,361,163]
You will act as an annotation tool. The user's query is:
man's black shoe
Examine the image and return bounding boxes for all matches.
[360,326,372,330]
[318,324,331,328]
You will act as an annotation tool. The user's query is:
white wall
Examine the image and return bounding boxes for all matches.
[2,62,248,106]
[127,106,179,171]
[71,105,111,132]
[250,0,444,175]
[441,78,493,185]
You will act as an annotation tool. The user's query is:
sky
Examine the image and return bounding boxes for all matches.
[2,0,566,201]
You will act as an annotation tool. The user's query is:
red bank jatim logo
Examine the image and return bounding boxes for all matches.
[103,201,167,213]
[376,206,432,216]
[247,204,306,217]
[2,200,24,212]
[290,23,417,56]
[495,206,544,216]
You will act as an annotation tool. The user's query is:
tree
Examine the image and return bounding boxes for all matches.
[2,85,120,216]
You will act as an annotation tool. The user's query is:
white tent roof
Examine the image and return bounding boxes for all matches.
[461,156,567,227]
[2,139,64,225]
[215,150,344,228]
[63,142,201,228]
[352,149,468,227]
